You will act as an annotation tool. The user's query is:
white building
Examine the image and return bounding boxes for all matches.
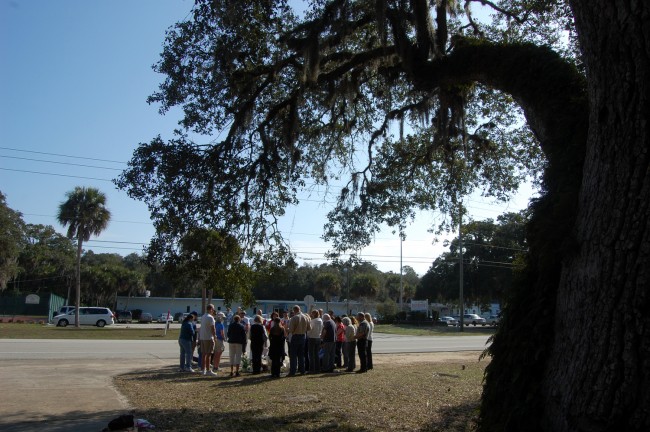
[115,295,370,319]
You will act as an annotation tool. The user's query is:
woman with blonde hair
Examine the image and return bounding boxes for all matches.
[364,313,374,370]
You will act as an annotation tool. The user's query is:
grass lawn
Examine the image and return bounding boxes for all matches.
[374,323,495,336]
[114,352,487,432]
[0,323,180,340]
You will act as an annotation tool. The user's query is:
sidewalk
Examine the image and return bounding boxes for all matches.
[0,358,166,432]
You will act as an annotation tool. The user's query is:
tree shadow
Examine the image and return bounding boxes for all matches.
[129,406,373,432]
[417,399,480,432]
[0,407,131,432]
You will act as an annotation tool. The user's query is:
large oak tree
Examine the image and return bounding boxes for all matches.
[117,1,649,430]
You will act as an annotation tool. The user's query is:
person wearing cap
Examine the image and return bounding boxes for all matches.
[354,312,370,373]
[178,312,196,372]
[199,304,218,376]
[212,312,226,372]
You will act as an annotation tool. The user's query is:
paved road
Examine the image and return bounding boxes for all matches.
[0,333,491,360]
[0,333,490,431]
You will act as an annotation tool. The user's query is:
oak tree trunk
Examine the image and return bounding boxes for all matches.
[541,1,650,430]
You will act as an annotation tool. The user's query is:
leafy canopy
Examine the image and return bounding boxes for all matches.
[57,186,111,243]
[0,191,26,290]
[116,0,575,265]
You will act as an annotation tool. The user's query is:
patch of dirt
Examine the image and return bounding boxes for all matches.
[373,351,483,365]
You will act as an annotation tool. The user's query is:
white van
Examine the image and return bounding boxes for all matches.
[52,307,115,327]
[58,305,75,315]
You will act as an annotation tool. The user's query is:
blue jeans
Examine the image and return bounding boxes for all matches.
[344,341,356,370]
[357,338,368,371]
[308,338,321,373]
[322,341,335,371]
[289,334,306,374]
[178,338,192,370]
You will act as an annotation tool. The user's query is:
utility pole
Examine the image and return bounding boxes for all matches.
[459,208,465,332]
[399,234,404,313]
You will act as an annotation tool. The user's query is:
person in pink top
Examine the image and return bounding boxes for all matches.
[334,316,345,368]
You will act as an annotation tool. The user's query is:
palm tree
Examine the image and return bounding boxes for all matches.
[57,187,111,328]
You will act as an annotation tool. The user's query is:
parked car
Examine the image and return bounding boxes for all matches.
[174,312,185,322]
[52,307,114,327]
[139,312,153,323]
[157,313,173,323]
[438,316,458,326]
[177,312,190,323]
[463,313,487,326]
[115,310,132,324]
[488,314,501,326]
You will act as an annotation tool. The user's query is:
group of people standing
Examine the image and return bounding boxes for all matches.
[178,304,375,378]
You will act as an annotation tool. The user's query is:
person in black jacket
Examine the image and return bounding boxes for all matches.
[268,317,286,377]
[227,314,247,377]
[249,314,268,374]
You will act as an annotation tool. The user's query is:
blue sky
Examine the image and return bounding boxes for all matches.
[1,0,534,275]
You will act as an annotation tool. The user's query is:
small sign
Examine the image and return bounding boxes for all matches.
[410,300,429,311]
[25,294,40,305]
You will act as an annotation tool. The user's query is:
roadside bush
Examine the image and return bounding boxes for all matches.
[409,311,428,321]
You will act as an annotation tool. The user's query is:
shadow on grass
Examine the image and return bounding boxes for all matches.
[0,407,128,432]
[127,406,374,432]
[418,399,480,432]
[123,365,357,389]
[117,365,480,432]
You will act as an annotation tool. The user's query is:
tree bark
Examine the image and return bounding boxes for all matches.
[540,1,650,430]
[423,4,650,430]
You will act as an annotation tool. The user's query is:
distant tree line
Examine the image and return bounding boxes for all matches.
[1,190,526,311]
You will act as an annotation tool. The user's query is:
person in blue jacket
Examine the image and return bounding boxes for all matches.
[178,313,196,372]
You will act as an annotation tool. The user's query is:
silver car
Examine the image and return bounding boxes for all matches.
[463,314,487,326]
[52,307,115,327]
[157,313,174,323]
[439,316,458,326]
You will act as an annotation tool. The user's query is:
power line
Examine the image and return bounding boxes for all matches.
[21,213,151,225]
[462,241,527,252]
[0,155,123,171]
[6,275,68,284]
[86,239,149,245]
[0,167,114,182]
[0,146,126,164]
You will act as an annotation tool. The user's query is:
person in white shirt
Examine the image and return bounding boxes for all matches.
[199,304,217,376]
[364,312,375,370]
[307,309,323,373]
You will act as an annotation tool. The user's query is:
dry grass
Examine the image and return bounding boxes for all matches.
[114,352,487,431]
